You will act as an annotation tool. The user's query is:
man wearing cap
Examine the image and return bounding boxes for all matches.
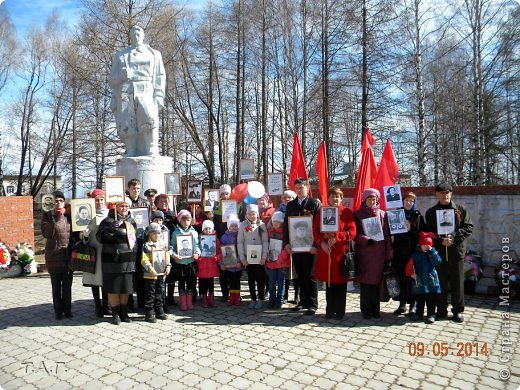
[425,183,473,323]
[144,188,158,212]
[283,178,321,315]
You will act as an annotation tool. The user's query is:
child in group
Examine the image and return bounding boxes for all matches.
[238,204,269,309]
[218,215,243,306]
[266,211,290,309]
[148,210,172,312]
[196,220,220,307]
[405,231,442,324]
[141,223,171,323]
[171,210,200,311]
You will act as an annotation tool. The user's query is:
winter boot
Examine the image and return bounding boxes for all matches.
[227,291,235,306]
[111,305,121,325]
[186,293,194,310]
[102,295,111,315]
[233,292,241,306]
[119,304,133,323]
[145,311,157,323]
[94,299,104,318]
[202,294,209,308]
[208,293,215,307]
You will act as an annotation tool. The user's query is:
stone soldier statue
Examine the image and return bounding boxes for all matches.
[109,25,166,157]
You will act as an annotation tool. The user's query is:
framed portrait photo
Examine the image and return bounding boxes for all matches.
[383,184,402,209]
[239,158,255,181]
[200,234,217,257]
[247,244,262,265]
[71,198,95,232]
[151,249,168,274]
[104,176,126,204]
[221,200,238,223]
[436,209,455,235]
[176,234,194,259]
[221,245,238,267]
[130,207,150,239]
[165,173,181,196]
[187,180,203,203]
[362,216,384,241]
[387,209,408,234]
[41,194,55,212]
[320,206,339,233]
[268,239,283,262]
[267,173,283,196]
[288,216,314,253]
[204,189,220,212]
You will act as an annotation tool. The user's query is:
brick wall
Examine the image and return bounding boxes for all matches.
[0,196,35,248]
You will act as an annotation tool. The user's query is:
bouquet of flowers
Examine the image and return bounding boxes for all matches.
[11,242,36,275]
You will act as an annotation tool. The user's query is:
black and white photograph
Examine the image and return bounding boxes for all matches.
[267,173,283,196]
[239,158,255,181]
[151,249,168,273]
[176,234,194,259]
[130,207,150,238]
[320,206,339,233]
[165,173,181,195]
[200,234,217,257]
[204,189,220,212]
[221,200,238,222]
[387,209,408,234]
[288,216,314,252]
[383,184,403,209]
[71,198,95,232]
[436,209,455,235]
[105,176,126,203]
[41,194,55,212]
[187,180,203,203]
[221,245,238,266]
[247,244,262,265]
[362,216,384,241]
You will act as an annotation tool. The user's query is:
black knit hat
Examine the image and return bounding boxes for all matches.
[53,190,65,200]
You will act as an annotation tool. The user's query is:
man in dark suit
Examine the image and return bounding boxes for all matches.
[323,208,336,225]
[283,178,321,315]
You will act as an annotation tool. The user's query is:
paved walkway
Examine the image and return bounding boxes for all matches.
[0,274,518,390]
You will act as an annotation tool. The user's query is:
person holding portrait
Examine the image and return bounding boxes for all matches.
[97,197,138,325]
[425,183,473,323]
[391,191,424,316]
[82,189,111,318]
[41,190,73,320]
[353,188,393,320]
[283,178,321,315]
[312,188,356,320]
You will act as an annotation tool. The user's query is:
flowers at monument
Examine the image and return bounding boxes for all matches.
[0,242,10,270]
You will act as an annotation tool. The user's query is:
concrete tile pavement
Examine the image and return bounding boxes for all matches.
[0,274,518,390]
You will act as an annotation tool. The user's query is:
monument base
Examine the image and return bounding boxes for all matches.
[116,156,173,195]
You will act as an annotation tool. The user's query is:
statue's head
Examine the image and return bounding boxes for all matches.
[130,25,145,45]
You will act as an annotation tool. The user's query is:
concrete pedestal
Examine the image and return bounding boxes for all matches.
[116,156,173,194]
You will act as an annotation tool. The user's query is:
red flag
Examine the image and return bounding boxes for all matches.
[374,139,399,210]
[315,141,329,205]
[288,132,310,194]
[353,129,378,211]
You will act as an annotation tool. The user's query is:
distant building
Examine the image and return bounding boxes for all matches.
[1,175,62,201]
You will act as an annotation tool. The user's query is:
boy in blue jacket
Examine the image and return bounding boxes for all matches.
[405,232,442,324]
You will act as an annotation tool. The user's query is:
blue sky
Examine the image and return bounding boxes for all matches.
[2,0,83,36]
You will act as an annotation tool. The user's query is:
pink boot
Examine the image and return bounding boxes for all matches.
[234,292,241,306]
[227,293,234,306]
[179,293,187,311]
[202,294,209,308]
[208,293,215,307]
[186,293,194,310]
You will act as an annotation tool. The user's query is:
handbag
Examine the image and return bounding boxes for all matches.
[70,240,97,273]
[380,262,400,301]
[341,232,356,279]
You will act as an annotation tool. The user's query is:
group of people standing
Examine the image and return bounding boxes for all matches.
[42,177,472,325]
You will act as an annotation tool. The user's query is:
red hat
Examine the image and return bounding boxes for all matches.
[89,188,105,199]
[418,231,435,246]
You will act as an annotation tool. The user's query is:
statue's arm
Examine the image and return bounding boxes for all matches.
[154,51,166,108]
